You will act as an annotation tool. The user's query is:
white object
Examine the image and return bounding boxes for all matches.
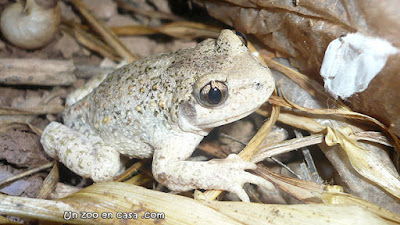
[320,32,399,99]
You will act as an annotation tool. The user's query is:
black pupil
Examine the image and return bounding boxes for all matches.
[208,87,222,104]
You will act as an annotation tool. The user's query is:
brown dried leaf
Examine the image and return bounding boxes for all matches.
[325,127,400,199]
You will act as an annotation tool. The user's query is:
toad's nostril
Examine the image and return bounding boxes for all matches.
[253,81,263,90]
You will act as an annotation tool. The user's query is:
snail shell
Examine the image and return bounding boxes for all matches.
[0,0,60,49]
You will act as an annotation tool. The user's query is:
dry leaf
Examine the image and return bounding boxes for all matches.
[325,126,400,199]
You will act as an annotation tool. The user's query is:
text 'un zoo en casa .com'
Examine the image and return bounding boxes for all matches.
[63,211,165,221]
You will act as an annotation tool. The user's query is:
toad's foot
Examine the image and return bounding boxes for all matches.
[40,122,123,182]
[153,153,274,202]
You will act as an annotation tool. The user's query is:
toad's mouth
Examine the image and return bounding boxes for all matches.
[196,105,262,129]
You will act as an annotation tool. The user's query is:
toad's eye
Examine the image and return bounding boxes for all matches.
[234,30,247,47]
[199,80,228,107]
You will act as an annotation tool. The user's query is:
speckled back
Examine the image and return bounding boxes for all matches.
[63,39,230,155]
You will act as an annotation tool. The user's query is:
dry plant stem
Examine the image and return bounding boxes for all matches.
[239,103,280,161]
[254,113,393,159]
[36,162,59,199]
[113,25,157,36]
[203,103,280,201]
[256,166,325,203]
[114,0,184,21]
[220,133,247,146]
[74,65,115,79]
[252,134,324,163]
[257,109,326,133]
[294,130,323,183]
[113,160,147,182]
[61,23,120,61]
[261,103,393,146]
[354,131,392,147]
[0,104,64,115]
[267,95,293,108]
[234,85,280,157]
[0,58,75,86]
[112,22,221,39]
[284,96,400,155]
[220,131,298,177]
[0,121,42,136]
[125,174,153,186]
[69,0,138,62]
[261,55,348,110]
[0,162,54,188]
[270,157,301,179]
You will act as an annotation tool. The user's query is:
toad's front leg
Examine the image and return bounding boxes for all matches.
[152,137,275,202]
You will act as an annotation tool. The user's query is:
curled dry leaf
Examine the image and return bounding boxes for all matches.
[325,126,400,199]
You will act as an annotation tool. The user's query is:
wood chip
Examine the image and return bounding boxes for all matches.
[0,58,76,86]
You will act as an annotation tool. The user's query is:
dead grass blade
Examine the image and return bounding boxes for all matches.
[253,130,392,164]
[61,22,121,61]
[70,0,138,62]
[113,160,147,182]
[354,131,392,147]
[112,22,221,39]
[252,134,324,163]
[0,121,42,135]
[114,0,184,21]
[36,162,59,199]
[256,166,325,203]
[0,105,64,115]
[240,98,280,161]
[257,108,327,133]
